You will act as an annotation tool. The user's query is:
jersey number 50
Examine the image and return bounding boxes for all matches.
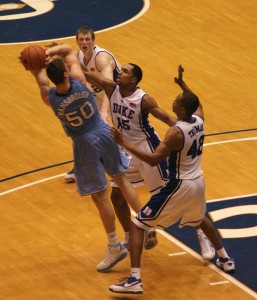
[65,102,94,127]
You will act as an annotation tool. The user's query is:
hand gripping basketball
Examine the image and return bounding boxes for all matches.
[20,46,46,71]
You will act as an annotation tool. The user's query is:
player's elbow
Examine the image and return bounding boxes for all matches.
[62,44,73,54]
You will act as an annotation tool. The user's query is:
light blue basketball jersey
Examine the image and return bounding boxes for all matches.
[48,78,129,195]
[49,79,102,137]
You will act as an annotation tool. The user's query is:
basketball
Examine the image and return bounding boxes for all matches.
[20,46,46,71]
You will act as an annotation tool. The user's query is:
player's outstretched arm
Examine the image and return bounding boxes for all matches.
[31,69,51,106]
[142,94,177,127]
[174,65,204,120]
[83,69,116,99]
[174,65,194,93]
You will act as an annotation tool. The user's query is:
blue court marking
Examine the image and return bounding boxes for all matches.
[1,0,256,295]
[0,0,145,44]
[165,196,257,293]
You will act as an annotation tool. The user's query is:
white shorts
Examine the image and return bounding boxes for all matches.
[133,176,206,230]
[110,141,168,194]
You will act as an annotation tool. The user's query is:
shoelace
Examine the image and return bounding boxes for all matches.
[118,277,130,283]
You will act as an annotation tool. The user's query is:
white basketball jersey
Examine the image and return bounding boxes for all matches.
[78,45,121,102]
[110,86,158,145]
[169,115,204,180]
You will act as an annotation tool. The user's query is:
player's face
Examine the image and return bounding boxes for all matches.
[172,94,183,114]
[76,33,94,54]
[116,64,135,86]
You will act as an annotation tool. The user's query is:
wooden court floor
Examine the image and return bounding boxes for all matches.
[0,0,257,299]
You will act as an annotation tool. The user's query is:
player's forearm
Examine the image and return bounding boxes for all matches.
[46,44,73,58]
[164,115,177,127]
[177,80,194,93]
[34,70,50,105]
[84,71,105,90]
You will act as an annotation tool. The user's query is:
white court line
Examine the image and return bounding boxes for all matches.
[1,138,257,298]
[204,137,257,146]
[0,0,150,45]
[207,193,257,203]
[158,230,257,299]
[209,281,230,286]
[168,251,187,256]
[1,136,257,197]
[0,173,65,196]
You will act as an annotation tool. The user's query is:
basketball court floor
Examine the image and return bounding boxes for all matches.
[0,1,256,299]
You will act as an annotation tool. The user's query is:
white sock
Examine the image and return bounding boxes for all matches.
[107,231,119,246]
[131,268,141,279]
[217,247,228,259]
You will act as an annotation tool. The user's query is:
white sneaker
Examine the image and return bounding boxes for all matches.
[216,257,235,273]
[64,169,75,182]
[109,276,143,294]
[144,228,158,250]
[97,243,128,272]
[197,229,215,262]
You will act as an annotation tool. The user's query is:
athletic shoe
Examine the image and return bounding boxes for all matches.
[197,229,215,261]
[97,242,128,272]
[144,228,158,250]
[64,169,75,182]
[216,257,235,273]
[109,276,143,294]
[120,239,129,250]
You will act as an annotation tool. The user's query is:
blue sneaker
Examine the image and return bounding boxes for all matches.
[97,243,128,272]
[64,169,75,182]
[109,276,143,294]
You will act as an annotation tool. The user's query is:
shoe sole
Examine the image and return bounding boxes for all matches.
[97,251,128,272]
[144,230,158,250]
[109,288,143,294]
[64,178,76,183]
[202,251,215,262]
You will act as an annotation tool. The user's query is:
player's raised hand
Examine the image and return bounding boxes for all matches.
[45,41,60,48]
[44,42,62,65]
[174,64,184,84]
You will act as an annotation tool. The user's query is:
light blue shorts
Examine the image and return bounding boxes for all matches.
[72,124,130,195]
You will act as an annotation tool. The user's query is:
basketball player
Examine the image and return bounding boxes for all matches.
[83,63,216,259]
[65,25,121,182]
[109,65,235,294]
[20,43,142,273]
[46,35,158,253]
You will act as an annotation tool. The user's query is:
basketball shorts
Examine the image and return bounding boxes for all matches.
[110,140,168,195]
[73,126,130,196]
[133,176,206,230]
